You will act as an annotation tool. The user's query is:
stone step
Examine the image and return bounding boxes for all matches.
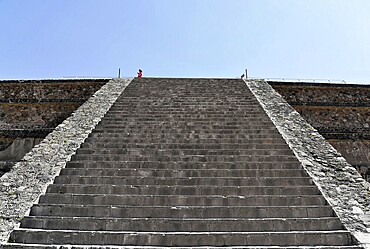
[86,136,286,143]
[20,217,344,232]
[65,161,302,170]
[38,194,327,206]
[46,184,320,196]
[93,127,281,135]
[73,148,295,157]
[106,104,265,108]
[104,111,275,117]
[109,107,265,110]
[70,154,298,163]
[102,115,271,121]
[97,120,276,125]
[109,103,262,107]
[1,244,364,249]
[112,97,267,101]
[110,101,261,104]
[161,113,277,118]
[104,110,268,114]
[94,127,279,133]
[109,102,262,105]
[117,95,254,98]
[95,124,276,129]
[30,204,335,218]
[80,142,291,150]
[59,168,307,178]
[53,176,313,186]
[8,229,355,246]
[101,116,274,121]
[104,115,269,123]
[114,96,258,100]
[89,128,281,134]
[109,108,263,111]
[110,101,261,105]
[108,103,263,106]
[103,109,271,114]
[94,127,280,132]
[85,136,287,143]
[118,91,249,95]
[105,109,268,114]
[117,86,251,90]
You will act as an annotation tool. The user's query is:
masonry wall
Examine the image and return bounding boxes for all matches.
[0,79,109,174]
[269,82,370,180]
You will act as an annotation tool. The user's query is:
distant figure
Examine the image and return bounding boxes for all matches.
[137,69,143,78]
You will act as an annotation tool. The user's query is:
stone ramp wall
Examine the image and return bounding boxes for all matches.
[247,79,370,248]
[0,79,109,175]
[269,82,370,181]
[0,78,132,242]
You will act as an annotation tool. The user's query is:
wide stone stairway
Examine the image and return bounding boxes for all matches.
[4,78,362,248]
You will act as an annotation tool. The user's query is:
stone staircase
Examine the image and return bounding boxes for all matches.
[3,78,362,248]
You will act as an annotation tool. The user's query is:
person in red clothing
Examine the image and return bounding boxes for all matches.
[137,69,143,77]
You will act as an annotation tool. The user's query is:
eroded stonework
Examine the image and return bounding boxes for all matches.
[270,82,370,182]
[247,79,370,247]
[0,79,109,102]
[269,83,370,107]
[0,79,109,176]
[0,78,132,242]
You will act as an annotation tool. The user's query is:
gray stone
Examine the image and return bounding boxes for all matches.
[246,79,370,247]
[0,78,133,243]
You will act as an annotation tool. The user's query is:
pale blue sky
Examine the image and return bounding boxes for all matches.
[1,0,370,82]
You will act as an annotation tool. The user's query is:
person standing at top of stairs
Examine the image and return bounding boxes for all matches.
[137,69,143,77]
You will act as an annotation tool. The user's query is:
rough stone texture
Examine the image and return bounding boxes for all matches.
[0,79,109,102]
[269,82,370,107]
[293,106,369,132]
[0,77,367,247]
[0,138,43,161]
[246,79,370,248]
[270,82,370,185]
[2,77,360,248]
[0,78,132,243]
[0,79,110,177]
[0,131,53,175]
[0,103,82,129]
[0,79,109,130]
[330,140,370,181]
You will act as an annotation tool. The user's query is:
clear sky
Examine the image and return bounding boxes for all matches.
[1,0,370,82]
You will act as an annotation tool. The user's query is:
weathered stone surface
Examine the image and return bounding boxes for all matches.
[0,79,110,177]
[293,106,369,132]
[0,80,109,129]
[0,79,109,102]
[329,140,370,179]
[0,77,368,247]
[0,103,82,129]
[270,81,370,192]
[0,78,132,242]
[247,79,370,248]
[269,82,370,107]
[0,138,43,161]
[1,78,360,248]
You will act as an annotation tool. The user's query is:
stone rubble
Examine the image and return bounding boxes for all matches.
[0,78,132,243]
[246,79,370,248]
